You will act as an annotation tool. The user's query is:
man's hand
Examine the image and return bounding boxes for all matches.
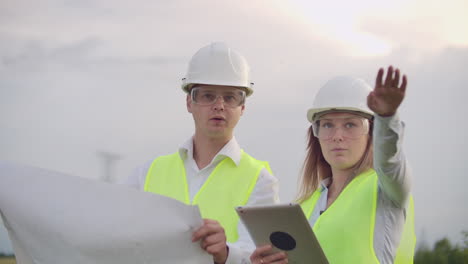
[192,219,228,264]
[368,66,407,117]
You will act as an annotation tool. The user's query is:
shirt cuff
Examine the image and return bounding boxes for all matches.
[225,244,252,264]
[374,112,404,137]
[375,111,402,124]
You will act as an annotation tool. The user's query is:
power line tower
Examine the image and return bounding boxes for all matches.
[97,151,122,183]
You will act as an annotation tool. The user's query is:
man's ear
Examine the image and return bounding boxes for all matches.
[240,104,245,115]
[186,94,193,113]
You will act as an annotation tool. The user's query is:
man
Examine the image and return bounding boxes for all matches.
[121,42,279,264]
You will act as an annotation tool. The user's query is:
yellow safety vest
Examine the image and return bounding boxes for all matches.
[301,169,416,263]
[144,150,271,242]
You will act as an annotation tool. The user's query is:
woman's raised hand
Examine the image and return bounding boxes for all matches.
[367,66,407,117]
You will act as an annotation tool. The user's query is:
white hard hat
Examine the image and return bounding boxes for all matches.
[307,76,374,122]
[181,42,254,96]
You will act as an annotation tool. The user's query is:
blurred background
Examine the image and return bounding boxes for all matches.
[1,0,467,261]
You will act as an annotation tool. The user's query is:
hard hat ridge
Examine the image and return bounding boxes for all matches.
[307,76,374,122]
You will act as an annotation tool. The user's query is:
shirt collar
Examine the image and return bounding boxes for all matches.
[319,177,332,192]
[178,136,242,166]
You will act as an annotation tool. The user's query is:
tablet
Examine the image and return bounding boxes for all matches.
[236,203,329,264]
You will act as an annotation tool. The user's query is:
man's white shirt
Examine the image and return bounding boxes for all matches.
[119,137,280,264]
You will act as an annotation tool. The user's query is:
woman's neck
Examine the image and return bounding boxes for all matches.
[326,167,354,208]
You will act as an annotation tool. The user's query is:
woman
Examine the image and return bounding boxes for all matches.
[250,66,416,264]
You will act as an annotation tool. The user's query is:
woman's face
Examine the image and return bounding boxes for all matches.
[317,112,370,171]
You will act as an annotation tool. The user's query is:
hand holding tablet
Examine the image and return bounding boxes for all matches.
[236,203,329,264]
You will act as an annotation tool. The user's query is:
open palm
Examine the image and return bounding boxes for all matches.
[367,66,407,117]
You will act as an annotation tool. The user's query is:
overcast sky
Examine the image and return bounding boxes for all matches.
[1,0,467,254]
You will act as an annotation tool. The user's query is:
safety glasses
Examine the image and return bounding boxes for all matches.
[190,87,246,107]
[312,116,370,139]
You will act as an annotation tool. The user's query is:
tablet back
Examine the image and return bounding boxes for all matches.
[236,203,329,264]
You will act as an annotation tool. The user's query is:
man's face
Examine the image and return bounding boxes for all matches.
[187,85,245,140]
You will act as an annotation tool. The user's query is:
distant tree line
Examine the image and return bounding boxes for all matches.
[1,231,467,262]
[415,231,468,264]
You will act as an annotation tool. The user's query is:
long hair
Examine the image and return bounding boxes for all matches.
[296,118,374,203]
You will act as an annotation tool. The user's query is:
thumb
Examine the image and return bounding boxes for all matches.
[367,91,375,109]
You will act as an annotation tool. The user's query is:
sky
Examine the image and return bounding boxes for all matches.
[1,0,467,254]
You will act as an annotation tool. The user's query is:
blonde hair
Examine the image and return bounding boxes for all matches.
[296,118,374,203]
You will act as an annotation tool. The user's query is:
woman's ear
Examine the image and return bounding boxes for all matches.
[186,94,192,113]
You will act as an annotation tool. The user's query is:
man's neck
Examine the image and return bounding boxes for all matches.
[192,134,232,170]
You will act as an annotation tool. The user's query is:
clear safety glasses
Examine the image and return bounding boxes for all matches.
[312,116,370,140]
[190,87,246,108]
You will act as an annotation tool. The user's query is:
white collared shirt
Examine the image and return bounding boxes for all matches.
[120,137,279,264]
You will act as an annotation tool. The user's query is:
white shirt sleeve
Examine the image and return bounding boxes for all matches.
[225,168,280,264]
[117,160,152,191]
[373,113,412,208]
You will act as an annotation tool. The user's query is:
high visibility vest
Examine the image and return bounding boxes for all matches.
[144,150,271,242]
[301,169,416,264]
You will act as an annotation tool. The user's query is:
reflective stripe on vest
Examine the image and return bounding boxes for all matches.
[144,150,270,242]
[300,169,416,263]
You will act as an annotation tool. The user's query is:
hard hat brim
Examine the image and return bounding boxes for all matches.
[307,107,374,123]
[181,80,254,97]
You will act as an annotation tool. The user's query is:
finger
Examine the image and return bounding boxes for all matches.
[203,237,222,251]
[192,222,224,241]
[400,75,407,93]
[203,232,225,246]
[192,226,209,242]
[269,259,288,264]
[203,220,224,234]
[257,244,273,255]
[384,65,394,87]
[204,241,225,254]
[375,68,384,89]
[193,226,213,242]
[367,91,376,110]
[203,218,219,225]
[393,68,400,88]
[193,228,222,242]
[264,251,288,262]
[204,222,224,231]
[250,245,273,261]
[271,261,288,264]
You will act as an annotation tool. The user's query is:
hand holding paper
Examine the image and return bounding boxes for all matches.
[192,219,228,263]
[0,161,211,264]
